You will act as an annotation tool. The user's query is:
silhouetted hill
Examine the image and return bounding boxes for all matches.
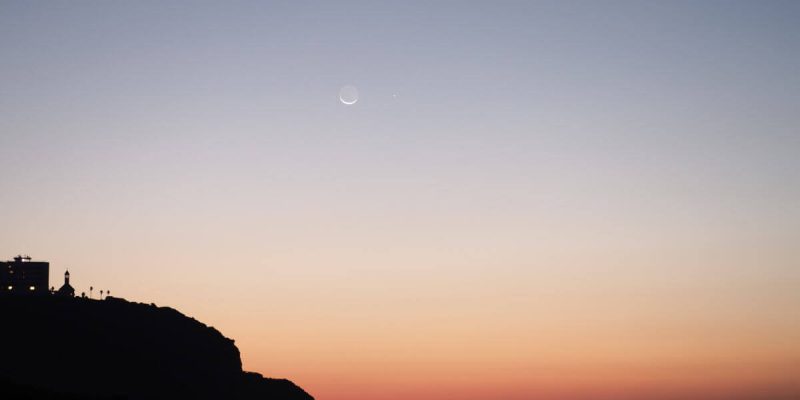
[0,296,313,400]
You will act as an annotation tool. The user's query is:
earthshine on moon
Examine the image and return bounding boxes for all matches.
[339,85,359,105]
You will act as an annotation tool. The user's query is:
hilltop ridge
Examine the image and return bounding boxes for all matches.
[0,296,313,400]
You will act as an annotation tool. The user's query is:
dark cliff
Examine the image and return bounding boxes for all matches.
[0,296,313,400]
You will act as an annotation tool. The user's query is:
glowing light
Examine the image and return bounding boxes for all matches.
[29,286,35,291]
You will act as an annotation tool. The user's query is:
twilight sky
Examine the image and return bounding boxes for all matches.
[1,1,799,399]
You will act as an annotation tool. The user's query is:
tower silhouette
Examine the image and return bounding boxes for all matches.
[56,270,75,297]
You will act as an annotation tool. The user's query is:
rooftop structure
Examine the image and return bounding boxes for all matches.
[56,270,75,297]
[1,255,49,296]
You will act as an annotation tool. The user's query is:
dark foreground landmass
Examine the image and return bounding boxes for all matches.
[0,296,313,400]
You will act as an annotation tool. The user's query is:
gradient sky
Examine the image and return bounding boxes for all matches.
[1,1,799,399]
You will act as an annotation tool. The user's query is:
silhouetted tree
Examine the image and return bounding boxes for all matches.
[90,286,93,299]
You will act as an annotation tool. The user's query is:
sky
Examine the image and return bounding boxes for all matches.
[1,1,799,399]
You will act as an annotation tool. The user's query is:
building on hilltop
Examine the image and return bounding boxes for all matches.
[1,254,104,299]
[0,255,50,296]
[56,270,75,297]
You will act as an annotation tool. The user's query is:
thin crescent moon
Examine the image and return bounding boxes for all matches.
[339,85,359,105]
[340,96,357,105]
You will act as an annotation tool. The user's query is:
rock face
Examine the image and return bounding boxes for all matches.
[0,296,313,400]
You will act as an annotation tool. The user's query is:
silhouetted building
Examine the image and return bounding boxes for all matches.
[0,255,50,296]
[56,270,75,297]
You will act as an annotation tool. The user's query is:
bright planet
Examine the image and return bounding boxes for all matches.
[339,85,359,105]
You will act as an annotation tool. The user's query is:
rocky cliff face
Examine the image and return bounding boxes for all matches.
[0,296,313,400]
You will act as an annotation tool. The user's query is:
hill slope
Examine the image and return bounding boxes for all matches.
[0,296,313,400]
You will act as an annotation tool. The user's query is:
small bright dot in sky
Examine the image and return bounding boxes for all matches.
[339,85,359,105]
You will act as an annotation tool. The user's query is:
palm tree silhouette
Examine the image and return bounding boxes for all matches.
[90,286,93,299]
[100,290,104,299]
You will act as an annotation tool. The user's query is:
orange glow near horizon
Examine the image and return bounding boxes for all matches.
[12,222,799,400]
[14,227,797,400]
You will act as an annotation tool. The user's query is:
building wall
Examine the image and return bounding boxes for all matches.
[0,261,50,296]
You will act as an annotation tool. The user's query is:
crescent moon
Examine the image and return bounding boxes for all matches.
[339,85,359,105]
